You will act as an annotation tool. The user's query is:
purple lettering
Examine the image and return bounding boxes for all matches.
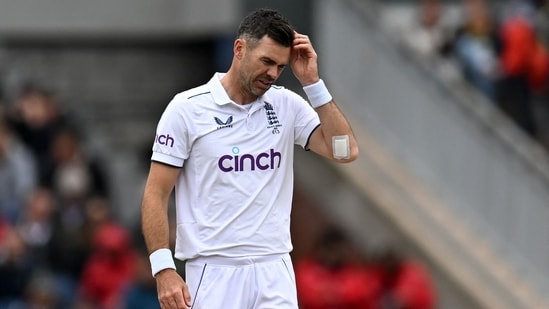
[155,134,175,147]
[256,152,269,170]
[270,149,281,169]
[239,154,255,171]
[217,149,282,172]
[218,155,233,172]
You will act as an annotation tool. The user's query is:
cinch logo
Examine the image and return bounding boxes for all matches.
[218,147,281,172]
[155,134,175,147]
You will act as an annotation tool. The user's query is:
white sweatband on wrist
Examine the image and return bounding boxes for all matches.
[303,79,333,108]
[149,248,176,277]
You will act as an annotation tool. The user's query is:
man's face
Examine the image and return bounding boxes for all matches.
[237,35,291,98]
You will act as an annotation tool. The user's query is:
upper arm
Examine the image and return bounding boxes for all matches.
[143,161,181,202]
[306,125,331,159]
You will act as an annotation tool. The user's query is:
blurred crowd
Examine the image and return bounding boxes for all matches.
[295,227,436,309]
[397,0,549,149]
[0,84,157,309]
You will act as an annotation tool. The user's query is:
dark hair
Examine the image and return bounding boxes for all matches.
[237,8,295,48]
[16,82,56,104]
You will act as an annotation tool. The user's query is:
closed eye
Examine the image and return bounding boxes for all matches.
[261,57,286,70]
[261,58,275,65]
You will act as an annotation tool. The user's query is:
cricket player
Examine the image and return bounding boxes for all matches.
[141,7,359,309]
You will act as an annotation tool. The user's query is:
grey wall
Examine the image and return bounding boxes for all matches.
[0,0,240,37]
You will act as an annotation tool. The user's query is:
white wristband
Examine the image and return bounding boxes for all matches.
[303,79,333,108]
[149,248,176,277]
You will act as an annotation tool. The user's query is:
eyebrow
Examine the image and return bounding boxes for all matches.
[260,56,287,67]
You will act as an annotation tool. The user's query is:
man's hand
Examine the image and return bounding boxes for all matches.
[291,31,320,86]
[156,269,192,309]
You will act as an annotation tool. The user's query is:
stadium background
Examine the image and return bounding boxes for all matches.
[1,0,549,308]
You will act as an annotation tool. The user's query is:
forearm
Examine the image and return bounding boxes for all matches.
[141,167,190,306]
[302,78,358,161]
[141,191,171,254]
[142,188,179,277]
[315,100,359,162]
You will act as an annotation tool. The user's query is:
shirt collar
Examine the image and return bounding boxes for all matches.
[208,72,233,105]
[207,72,271,112]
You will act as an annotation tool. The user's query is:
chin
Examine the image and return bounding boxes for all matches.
[253,88,268,97]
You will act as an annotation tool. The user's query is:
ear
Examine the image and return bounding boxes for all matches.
[234,38,246,60]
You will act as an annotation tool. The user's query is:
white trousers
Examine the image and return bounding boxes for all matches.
[185,253,298,309]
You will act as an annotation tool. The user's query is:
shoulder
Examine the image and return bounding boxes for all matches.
[172,84,211,103]
[165,84,213,113]
[265,84,290,95]
[264,84,306,104]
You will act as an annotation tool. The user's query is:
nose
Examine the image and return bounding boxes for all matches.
[266,65,279,80]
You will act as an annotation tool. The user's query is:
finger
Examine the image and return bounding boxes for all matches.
[174,295,189,309]
[293,32,309,42]
[159,296,179,309]
[293,31,308,38]
[296,34,310,41]
[293,36,310,45]
[171,289,189,309]
[168,297,182,309]
[292,39,314,53]
[292,44,316,59]
[159,293,190,309]
[160,298,171,309]
[182,284,193,307]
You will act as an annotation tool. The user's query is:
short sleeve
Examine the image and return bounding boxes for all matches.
[151,95,191,167]
[288,90,320,148]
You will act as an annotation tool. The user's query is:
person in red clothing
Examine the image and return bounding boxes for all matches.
[496,0,549,138]
[373,248,437,309]
[295,227,380,309]
[75,222,137,309]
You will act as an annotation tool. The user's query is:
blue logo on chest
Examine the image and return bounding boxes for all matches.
[215,116,233,129]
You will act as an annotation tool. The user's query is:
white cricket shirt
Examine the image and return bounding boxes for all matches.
[151,73,320,261]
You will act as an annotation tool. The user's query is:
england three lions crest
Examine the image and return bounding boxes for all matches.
[263,102,282,134]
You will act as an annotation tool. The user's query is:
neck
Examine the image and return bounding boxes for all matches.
[220,71,257,105]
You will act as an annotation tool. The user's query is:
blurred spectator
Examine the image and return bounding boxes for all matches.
[0,107,37,222]
[15,188,56,269]
[495,0,549,138]
[22,126,110,308]
[372,247,437,309]
[534,0,549,45]
[122,239,160,309]
[7,84,73,184]
[46,126,110,204]
[17,270,61,309]
[76,222,137,309]
[401,0,450,59]
[529,0,549,150]
[43,195,118,308]
[295,227,380,309]
[394,0,463,82]
[452,0,500,100]
[0,219,34,308]
[81,195,113,242]
[46,198,91,307]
